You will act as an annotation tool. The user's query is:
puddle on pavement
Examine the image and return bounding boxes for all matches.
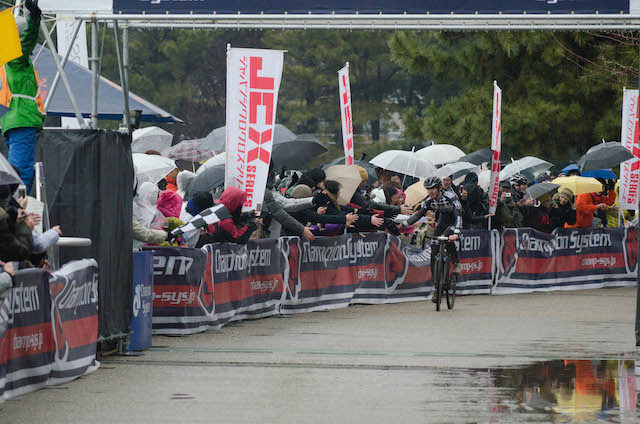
[488,359,639,423]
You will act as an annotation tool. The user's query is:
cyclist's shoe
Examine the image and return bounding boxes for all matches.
[452,262,462,275]
[431,294,438,303]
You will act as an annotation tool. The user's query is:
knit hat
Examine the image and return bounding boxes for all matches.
[558,188,574,202]
[291,184,312,199]
[356,166,368,182]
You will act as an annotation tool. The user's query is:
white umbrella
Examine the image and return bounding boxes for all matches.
[132,153,177,187]
[499,156,553,181]
[370,150,437,179]
[477,170,491,192]
[131,126,174,154]
[324,165,362,206]
[415,144,466,166]
[196,151,226,175]
[437,161,478,179]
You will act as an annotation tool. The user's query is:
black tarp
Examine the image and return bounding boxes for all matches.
[113,0,629,15]
[36,129,133,340]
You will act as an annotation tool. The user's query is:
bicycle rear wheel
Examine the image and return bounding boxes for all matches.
[446,272,457,310]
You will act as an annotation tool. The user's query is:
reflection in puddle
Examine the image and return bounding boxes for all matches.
[492,359,638,422]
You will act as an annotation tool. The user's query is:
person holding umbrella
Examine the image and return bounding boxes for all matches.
[565,179,615,228]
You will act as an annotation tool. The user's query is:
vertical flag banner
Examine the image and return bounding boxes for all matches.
[488,81,502,214]
[225,46,284,212]
[338,64,354,165]
[0,8,22,66]
[619,88,640,210]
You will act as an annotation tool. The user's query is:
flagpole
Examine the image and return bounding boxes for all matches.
[635,39,640,348]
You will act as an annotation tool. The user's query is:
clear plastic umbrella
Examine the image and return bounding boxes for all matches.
[499,157,553,181]
[196,152,226,175]
[131,126,174,154]
[132,153,177,187]
[324,165,362,206]
[415,144,465,166]
[0,154,22,185]
[200,124,296,152]
[370,150,437,179]
[437,161,478,179]
[162,139,214,162]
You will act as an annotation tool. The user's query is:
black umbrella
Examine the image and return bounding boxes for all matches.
[525,182,560,201]
[458,148,492,165]
[322,157,377,186]
[578,141,635,172]
[186,164,225,199]
[271,134,328,169]
[200,124,297,152]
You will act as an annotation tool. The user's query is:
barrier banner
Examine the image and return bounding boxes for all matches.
[494,227,637,294]
[225,47,284,212]
[619,88,640,210]
[338,64,354,165]
[0,269,54,400]
[281,233,431,314]
[200,239,286,327]
[488,81,502,214]
[48,260,100,385]
[457,230,494,294]
[147,247,208,335]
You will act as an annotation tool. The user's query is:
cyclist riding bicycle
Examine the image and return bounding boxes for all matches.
[401,176,463,276]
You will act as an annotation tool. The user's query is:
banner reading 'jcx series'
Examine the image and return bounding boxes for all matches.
[338,64,354,165]
[488,81,502,215]
[225,47,284,212]
[619,88,640,210]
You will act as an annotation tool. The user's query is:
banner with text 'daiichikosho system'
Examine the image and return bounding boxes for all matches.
[225,47,284,213]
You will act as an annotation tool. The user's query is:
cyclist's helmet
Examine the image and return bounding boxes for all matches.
[423,176,443,189]
[509,173,528,186]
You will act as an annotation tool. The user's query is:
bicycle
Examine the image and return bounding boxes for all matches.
[431,236,457,311]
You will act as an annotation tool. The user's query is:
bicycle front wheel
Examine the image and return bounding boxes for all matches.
[446,272,457,310]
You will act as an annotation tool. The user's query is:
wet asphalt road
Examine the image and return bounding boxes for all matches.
[1,287,639,423]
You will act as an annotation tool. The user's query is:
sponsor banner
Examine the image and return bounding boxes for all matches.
[47,260,100,385]
[130,251,154,351]
[619,88,640,210]
[0,269,53,401]
[146,247,209,335]
[338,65,354,165]
[282,233,432,313]
[201,239,286,327]
[0,261,100,401]
[488,82,502,214]
[113,1,629,15]
[225,47,284,213]
[494,227,637,294]
[457,230,494,295]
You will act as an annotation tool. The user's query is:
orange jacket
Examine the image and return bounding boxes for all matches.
[565,190,616,228]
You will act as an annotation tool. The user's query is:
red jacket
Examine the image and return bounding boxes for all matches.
[206,187,255,243]
[157,190,182,218]
[565,190,616,228]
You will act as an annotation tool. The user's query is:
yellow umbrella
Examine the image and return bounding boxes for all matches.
[553,176,603,196]
[404,180,428,207]
[324,165,362,206]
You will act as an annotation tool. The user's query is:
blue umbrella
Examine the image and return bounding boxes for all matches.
[33,45,182,123]
[561,164,580,174]
[581,169,617,179]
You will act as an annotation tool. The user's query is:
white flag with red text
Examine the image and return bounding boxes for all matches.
[488,81,502,214]
[338,65,354,165]
[619,88,640,210]
[225,47,284,212]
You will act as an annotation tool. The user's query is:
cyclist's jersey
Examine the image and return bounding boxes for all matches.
[404,190,463,236]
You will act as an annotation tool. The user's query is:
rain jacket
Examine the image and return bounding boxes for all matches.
[263,189,305,238]
[606,181,634,227]
[0,15,44,135]
[132,182,167,249]
[0,206,33,262]
[205,187,256,244]
[157,190,182,218]
[565,190,616,228]
[549,203,576,229]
